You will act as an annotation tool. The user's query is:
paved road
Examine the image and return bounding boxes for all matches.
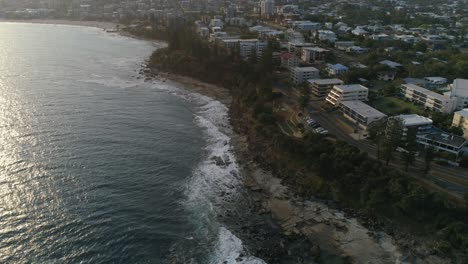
[306,104,468,199]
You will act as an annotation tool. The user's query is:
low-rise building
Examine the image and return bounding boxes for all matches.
[401,84,456,113]
[308,78,344,97]
[301,47,328,63]
[417,132,468,157]
[327,64,349,76]
[315,30,337,42]
[380,60,403,69]
[291,67,320,84]
[398,114,433,137]
[452,109,468,138]
[335,41,354,51]
[280,52,300,69]
[326,84,368,106]
[339,100,387,129]
[292,21,321,31]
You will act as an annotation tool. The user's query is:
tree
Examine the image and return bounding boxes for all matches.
[382,117,404,165]
[464,191,468,208]
[424,145,436,176]
[298,82,311,110]
[368,118,388,160]
[249,47,257,64]
[447,126,464,136]
[401,129,418,171]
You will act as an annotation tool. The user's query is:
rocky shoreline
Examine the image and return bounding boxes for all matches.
[142,63,450,263]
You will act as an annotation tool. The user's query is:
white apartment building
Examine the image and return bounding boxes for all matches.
[452,109,468,138]
[339,100,387,129]
[398,114,433,137]
[308,78,343,97]
[221,39,267,58]
[326,84,368,106]
[446,79,468,111]
[401,84,456,113]
[290,67,320,84]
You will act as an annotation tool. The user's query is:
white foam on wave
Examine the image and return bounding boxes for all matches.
[150,80,267,264]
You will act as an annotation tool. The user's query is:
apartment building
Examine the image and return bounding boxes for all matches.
[339,100,387,129]
[401,84,456,113]
[301,47,328,63]
[221,39,267,58]
[307,78,343,97]
[417,132,468,157]
[280,52,300,69]
[291,67,320,84]
[326,84,368,106]
[452,109,468,138]
[447,79,468,111]
[398,114,433,138]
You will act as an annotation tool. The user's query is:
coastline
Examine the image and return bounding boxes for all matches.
[147,69,449,263]
[0,18,117,30]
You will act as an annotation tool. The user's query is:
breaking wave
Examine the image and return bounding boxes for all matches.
[151,80,266,263]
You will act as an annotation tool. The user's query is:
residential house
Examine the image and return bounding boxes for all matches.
[335,41,354,51]
[380,60,403,69]
[327,64,349,76]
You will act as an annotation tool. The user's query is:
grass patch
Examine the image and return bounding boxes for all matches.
[371,96,425,115]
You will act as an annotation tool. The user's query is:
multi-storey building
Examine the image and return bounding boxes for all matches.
[446,79,468,111]
[452,109,468,138]
[307,78,343,97]
[339,100,387,129]
[220,39,267,58]
[401,84,456,113]
[326,84,368,106]
[260,0,275,17]
[290,67,320,84]
[398,114,433,138]
[301,47,328,63]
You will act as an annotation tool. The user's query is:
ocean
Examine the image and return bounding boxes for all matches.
[0,22,264,263]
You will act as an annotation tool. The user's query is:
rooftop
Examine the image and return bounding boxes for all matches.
[303,47,328,52]
[341,100,386,119]
[398,114,433,126]
[402,84,449,101]
[380,60,403,68]
[418,132,468,148]
[308,78,343,85]
[334,84,368,92]
[328,63,348,71]
[454,109,468,118]
[293,66,319,72]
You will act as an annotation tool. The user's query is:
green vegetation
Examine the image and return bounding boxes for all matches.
[371,96,425,115]
[144,23,468,261]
